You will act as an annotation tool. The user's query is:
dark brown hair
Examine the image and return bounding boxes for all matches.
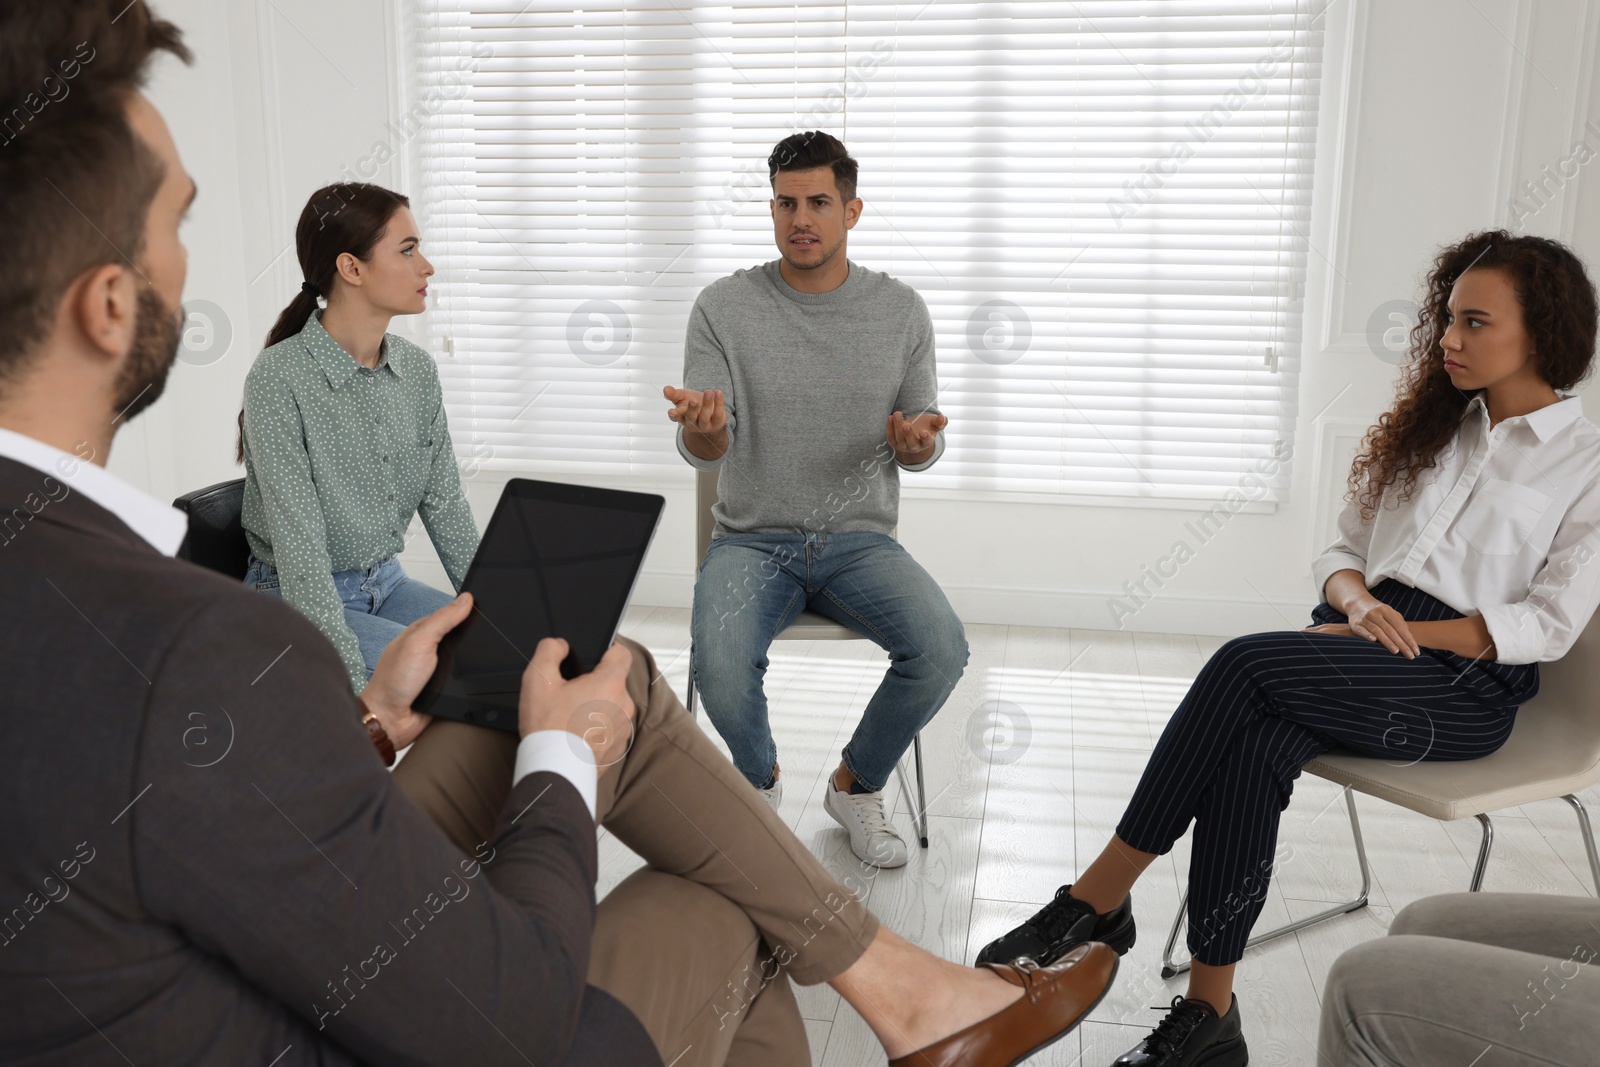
[768,130,858,202]
[262,182,412,348]
[1349,230,1598,520]
[236,182,411,461]
[0,1,190,390]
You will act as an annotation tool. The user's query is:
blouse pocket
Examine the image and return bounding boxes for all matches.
[401,432,435,493]
[1455,478,1553,555]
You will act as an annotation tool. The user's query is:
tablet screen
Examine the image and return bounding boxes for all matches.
[414,479,664,733]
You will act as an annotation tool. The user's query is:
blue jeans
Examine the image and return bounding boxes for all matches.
[242,554,455,683]
[690,531,968,791]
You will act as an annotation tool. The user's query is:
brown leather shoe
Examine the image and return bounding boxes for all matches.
[887,943,1118,1067]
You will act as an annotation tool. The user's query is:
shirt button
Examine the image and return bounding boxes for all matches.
[387,494,395,501]
[382,455,389,462]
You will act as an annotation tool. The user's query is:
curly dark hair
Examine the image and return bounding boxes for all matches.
[1348,230,1598,520]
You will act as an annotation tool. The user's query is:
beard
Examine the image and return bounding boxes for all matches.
[111,285,184,424]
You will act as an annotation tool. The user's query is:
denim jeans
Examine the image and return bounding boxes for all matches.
[690,531,968,791]
[242,554,455,683]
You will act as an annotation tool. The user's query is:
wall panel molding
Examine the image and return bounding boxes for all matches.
[1317,0,1370,356]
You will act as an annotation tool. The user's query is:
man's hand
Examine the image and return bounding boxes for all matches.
[519,637,637,768]
[362,593,475,748]
[887,411,948,465]
[663,385,727,433]
[664,386,729,461]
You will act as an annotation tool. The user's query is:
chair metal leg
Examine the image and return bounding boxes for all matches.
[1469,813,1494,892]
[892,733,931,849]
[914,734,929,848]
[1560,794,1600,896]
[1161,785,1372,979]
[685,659,697,720]
[1159,887,1190,981]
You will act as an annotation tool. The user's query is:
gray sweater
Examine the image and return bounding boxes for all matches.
[677,259,945,537]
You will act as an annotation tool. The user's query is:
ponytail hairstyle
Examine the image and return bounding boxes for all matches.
[1347,230,1598,521]
[237,182,412,462]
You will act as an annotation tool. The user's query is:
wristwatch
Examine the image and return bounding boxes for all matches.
[358,697,396,767]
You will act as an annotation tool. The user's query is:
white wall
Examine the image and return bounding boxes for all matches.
[136,0,1600,636]
[127,0,406,503]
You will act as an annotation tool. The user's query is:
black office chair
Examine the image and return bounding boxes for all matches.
[173,478,249,578]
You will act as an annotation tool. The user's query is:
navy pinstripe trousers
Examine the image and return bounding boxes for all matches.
[1115,579,1540,966]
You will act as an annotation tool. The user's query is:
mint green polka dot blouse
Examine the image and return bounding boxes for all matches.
[240,311,480,690]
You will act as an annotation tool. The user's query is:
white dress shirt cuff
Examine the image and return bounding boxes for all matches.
[1311,551,1367,604]
[512,731,599,820]
[1477,602,1544,666]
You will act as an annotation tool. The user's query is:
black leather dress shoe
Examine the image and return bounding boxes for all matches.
[975,884,1136,967]
[1112,994,1247,1067]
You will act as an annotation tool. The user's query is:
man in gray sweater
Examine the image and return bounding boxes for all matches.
[664,131,968,868]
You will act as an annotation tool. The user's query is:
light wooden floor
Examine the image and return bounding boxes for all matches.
[606,606,1600,1067]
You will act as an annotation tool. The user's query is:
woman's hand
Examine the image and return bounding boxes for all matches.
[1304,598,1419,659]
[361,593,475,749]
[1303,622,1356,638]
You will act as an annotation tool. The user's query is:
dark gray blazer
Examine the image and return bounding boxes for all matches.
[0,456,658,1066]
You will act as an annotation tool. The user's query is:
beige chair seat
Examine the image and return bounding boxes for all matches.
[1308,712,1600,822]
[775,611,866,641]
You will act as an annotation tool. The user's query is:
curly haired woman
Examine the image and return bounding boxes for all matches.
[976,230,1600,1067]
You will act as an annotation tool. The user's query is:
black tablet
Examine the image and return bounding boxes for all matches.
[413,478,664,733]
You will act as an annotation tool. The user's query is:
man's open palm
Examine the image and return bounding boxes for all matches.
[663,386,727,434]
[887,411,947,457]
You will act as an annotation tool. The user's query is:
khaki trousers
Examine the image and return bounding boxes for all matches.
[391,636,880,1067]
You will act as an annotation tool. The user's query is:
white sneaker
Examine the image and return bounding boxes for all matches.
[825,782,908,868]
[757,776,783,813]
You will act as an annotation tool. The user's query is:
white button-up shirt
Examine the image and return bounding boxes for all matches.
[0,427,188,554]
[1312,394,1600,665]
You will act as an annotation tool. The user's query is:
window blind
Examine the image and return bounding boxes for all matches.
[404,1,1324,501]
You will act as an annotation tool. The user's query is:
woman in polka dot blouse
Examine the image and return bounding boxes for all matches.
[238,182,479,692]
